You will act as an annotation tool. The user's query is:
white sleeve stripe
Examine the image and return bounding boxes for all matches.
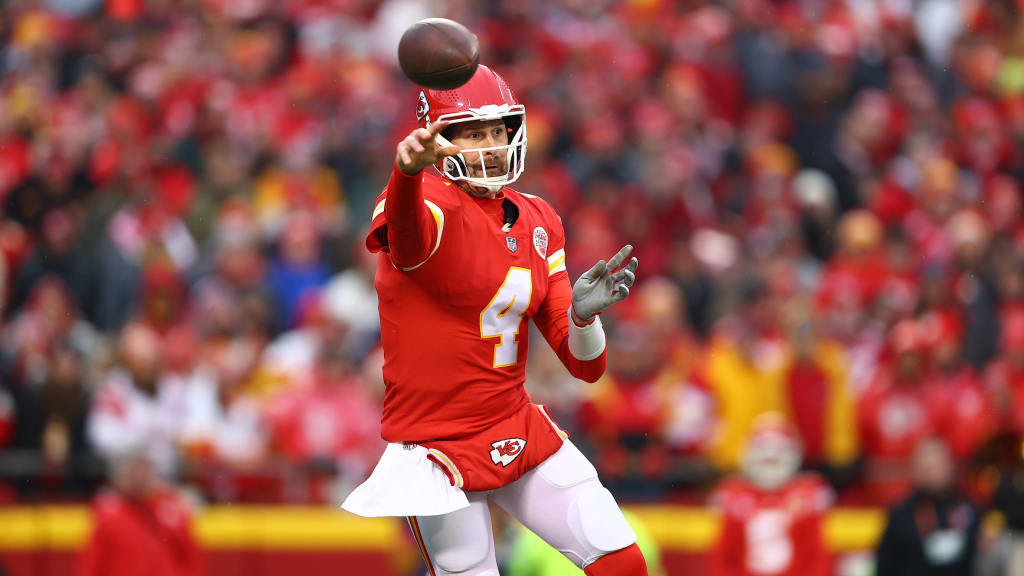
[372,199,386,220]
[400,199,445,271]
[547,248,565,265]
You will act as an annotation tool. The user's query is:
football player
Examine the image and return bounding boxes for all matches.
[709,414,832,576]
[342,65,645,576]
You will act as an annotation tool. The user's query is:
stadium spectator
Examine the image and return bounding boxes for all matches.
[179,333,268,468]
[266,210,332,329]
[87,323,187,477]
[709,414,832,576]
[320,243,380,349]
[777,304,858,476]
[257,290,350,399]
[858,319,934,463]
[9,208,95,319]
[2,276,98,389]
[265,344,383,500]
[704,279,786,471]
[918,309,995,461]
[577,279,710,490]
[577,304,672,492]
[875,437,981,576]
[985,309,1024,435]
[19,344,94,493]
[78,451,204,576]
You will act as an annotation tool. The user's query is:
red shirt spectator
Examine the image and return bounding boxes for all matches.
[985,309,1024,433]
[816,211,888,310]
[859,371,932,461]
[79,489,202,576]
[710,416,832,576]
[859,317,993,462]
[710,474,832,576]
[859,321,933,461]
[79,455,203,576]
[921,368,993,460]
[266,355,382,473]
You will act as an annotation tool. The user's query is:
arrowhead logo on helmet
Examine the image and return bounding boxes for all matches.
[416,91,430,121]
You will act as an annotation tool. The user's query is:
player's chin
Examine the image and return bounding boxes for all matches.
[468,184,498,197]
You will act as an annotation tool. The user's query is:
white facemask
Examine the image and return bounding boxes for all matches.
[430,104,528,193]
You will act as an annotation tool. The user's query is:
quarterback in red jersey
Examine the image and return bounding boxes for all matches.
[342,65,646,576]
[710,415,832,576]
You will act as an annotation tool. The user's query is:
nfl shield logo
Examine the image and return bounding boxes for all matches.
[506,237,518,252]
[533,227,548,259]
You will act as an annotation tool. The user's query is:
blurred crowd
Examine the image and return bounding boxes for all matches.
[2,0,1024,508]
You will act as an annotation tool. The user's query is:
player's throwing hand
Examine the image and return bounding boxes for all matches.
[396,120,461,175]
[572,244,639,323]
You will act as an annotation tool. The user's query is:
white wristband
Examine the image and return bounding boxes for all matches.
[567,307,606,361]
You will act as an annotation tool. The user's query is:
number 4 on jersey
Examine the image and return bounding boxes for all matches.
[480,267,532,368]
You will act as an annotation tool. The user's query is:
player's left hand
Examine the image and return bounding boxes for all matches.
[571,244,638,324]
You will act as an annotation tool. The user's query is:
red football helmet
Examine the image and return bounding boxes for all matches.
[416,65,527,192]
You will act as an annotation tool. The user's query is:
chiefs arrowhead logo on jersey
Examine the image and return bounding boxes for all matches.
[416,91,430,122]
[506,236,518,253]
[533,227,548,259]
[489,438,526,467]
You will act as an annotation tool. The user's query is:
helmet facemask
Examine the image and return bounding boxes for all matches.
[429,104,527,193]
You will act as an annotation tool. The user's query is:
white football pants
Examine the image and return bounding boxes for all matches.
[407,440,636,575]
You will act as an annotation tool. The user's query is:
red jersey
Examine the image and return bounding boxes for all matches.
[858,369,933,460]
[858,367,993,460]
[921,368,994,460]
[985,359,1024,433]
[710,474,832,576]
[366,166,605,442]
[78,490,203,576]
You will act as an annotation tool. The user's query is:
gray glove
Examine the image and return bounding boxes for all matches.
[572,244,639,322]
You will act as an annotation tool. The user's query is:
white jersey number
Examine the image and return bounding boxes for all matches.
[745,509,794,575]
[481,267,532,368]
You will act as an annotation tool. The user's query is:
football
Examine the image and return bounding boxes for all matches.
[398,18,480,90]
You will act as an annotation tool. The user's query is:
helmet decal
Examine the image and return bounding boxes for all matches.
[416,91,430,122]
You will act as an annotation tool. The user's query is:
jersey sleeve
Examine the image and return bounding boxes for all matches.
[365,164,446,271]
[530,203,606,383]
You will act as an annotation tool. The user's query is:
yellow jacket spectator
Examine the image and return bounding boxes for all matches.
[705,321,858,472]
[705,332,787,470]
[779,338,859,470]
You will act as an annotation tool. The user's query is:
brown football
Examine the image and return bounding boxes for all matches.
[398,18,480,90]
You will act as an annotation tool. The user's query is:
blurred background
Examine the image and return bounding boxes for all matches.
[1,0,1024,575]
